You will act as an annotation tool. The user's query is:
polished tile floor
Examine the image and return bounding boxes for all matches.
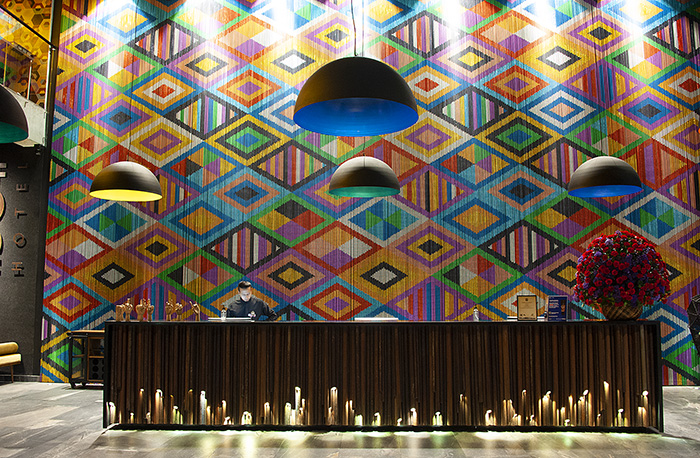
[1,383,699,457]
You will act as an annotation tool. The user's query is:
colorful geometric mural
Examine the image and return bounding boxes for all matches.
[42,0,700,385]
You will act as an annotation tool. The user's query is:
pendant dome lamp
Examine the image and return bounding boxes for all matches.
[328,156,400,197]
[296,0,413,197]
[0,85,28,143]
[567,36,642,199]
[567,156,642,198]
[89,161,163,202]
[293,56,418,136]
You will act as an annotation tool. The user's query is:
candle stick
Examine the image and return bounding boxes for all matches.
[154,389,163,424]
[502,400,507,427]
[330,387,338,425]
[603,381,610,426]
[138,389,144,423]
[200,391,207,425]
[301,399,306,424]
[186,389,193,425]
[107,402,116,424]
[285,402,292,425]
[568,395,574,424]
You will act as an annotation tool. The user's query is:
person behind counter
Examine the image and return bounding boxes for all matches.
[222,281,278,321]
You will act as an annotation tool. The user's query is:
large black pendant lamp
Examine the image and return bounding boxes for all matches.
[567,156,642,198]
[296,58,413,197]
[293,56,418,136]
[294,0,417,197]
[89,161,162,202]
[296,58,412,197]
[0,85,28,143]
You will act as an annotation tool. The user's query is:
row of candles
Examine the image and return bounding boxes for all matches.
[106,383,652,428]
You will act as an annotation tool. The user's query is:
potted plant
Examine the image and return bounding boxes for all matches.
[574,230,670,320]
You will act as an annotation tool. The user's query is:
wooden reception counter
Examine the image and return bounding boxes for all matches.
[104,321,662,431]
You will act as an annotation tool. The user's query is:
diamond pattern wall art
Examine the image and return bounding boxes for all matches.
[41,0,700,386]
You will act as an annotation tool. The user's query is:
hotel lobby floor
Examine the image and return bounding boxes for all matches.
[0,383,699,457]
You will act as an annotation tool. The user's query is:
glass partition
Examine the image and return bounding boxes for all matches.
[0,6,52,107]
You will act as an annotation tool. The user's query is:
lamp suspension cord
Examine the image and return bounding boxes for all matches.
[592,6,607,158]
[350,0,358,57]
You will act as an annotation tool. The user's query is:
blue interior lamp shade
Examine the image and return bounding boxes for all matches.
[328,156,400,197]
[294,57,419,136]
[89,161,163,202]
[567,156,643,198]
[0,85,28,143]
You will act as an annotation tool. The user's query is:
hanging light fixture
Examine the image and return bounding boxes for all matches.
[293,56,418,136]
[0,85,28,143]
[567,156,642,198]
[566,13,642,199]
[295,0,413,196]
[328,156,400,197]
[89,161,162,202]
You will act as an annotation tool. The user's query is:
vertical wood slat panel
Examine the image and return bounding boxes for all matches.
[105,321,661,430]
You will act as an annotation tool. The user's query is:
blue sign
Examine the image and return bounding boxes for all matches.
[547,296,568,322]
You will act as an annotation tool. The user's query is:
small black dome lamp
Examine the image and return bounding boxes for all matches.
[89,162,162,202]
[327,156,400,197]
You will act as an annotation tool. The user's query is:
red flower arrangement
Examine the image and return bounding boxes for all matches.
[574,230,670,311]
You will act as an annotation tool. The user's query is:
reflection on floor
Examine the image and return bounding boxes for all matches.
[0,383,699,457]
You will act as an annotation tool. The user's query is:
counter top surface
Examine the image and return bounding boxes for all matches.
[104,319,659,327]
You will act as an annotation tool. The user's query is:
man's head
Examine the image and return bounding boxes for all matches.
[238,280,253,302]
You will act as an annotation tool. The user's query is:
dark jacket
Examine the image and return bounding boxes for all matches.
[224,295,277,320]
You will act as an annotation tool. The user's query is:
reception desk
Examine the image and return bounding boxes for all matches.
[104,321,662,431]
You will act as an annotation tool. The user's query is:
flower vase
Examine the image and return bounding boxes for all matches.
[600,303,642,321]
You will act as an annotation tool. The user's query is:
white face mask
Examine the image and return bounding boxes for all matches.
[239,290,252,302]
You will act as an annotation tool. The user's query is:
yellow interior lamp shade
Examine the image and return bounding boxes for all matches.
[0,85,28,143]
[89,162,163,202]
